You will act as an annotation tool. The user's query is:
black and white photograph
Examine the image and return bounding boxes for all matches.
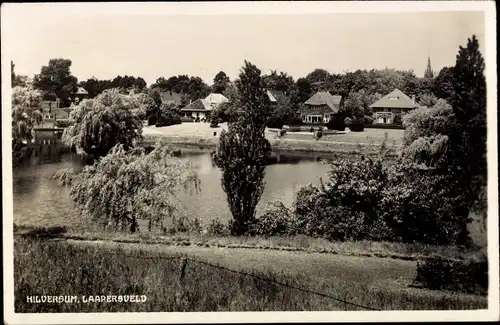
[2,1,498,324]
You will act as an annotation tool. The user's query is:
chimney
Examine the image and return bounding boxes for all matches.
[411,95,416,104]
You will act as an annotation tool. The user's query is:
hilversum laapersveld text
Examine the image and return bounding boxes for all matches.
[26,295,147,303]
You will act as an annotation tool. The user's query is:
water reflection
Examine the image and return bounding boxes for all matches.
[13,148,334,227]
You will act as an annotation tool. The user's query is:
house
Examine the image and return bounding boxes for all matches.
[73,87,89,104]
[301,91,342,124]
[40,100,61,120]
[204,93,229,109]
[180,98,214,120]
[40,99,72,125]
[160,91,183,108]
[369,88,419,124]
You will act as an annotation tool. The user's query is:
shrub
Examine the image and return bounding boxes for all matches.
[344,117,352,126]
[148,114,158,126]
[170,216,204,234]
[363,115,374,125]
[315,130,323,140]
[286,116,303,126]
[414,258,487,295]
[278,129,287,137]
[55,119,73,128]
[205,219,231,236]
[393,114,403,126]
[249,202,296,236]
[210,120,219,128]
[156,111,182,127]
[180,116,194,123]
[309,127,314,133]
[267,116,285,129]
[194,117,201,123]
[326,115,346,131]
[217,118,223,124]
[349,119,364,132]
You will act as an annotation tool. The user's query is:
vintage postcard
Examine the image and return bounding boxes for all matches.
[2,1,498,324]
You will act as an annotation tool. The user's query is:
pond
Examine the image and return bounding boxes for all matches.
[12,147,338,230]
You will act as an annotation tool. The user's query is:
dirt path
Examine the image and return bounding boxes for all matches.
[61,238,484,304]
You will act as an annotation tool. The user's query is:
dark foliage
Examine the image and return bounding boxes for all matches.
[393,114,403,126]
[55,119,73,128]
[326,115,346,131]
[286,116,303,126]
[214,61,272,235]
[349,119,365,132]
[156,111,182,127]
[267,116,285,129]
[414,258,487,295]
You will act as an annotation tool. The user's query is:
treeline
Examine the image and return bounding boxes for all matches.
[14,55,453,116]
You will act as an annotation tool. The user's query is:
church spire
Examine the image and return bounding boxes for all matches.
[424,56,434,79]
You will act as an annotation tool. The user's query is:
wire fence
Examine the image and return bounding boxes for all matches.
[118,251,381,311]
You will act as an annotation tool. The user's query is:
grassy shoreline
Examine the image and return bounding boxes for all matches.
[142,134,400,156]
[14,224,485,263]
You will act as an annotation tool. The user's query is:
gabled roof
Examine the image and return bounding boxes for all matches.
[304,91,342,113]
[269,90,287,104]
[205,93,229,105]
[75,87,88,95]
[180,98,213,112]
[160,91,182,105]
[369,88,419,109]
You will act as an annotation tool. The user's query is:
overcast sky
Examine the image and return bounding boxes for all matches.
[3,4,486,85]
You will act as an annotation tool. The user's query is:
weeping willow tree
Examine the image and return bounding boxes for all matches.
[53,141,200,233]
[62,88,143,160]
[12,86,43,167]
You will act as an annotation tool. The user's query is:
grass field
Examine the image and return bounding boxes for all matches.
[143,123,404,145]
[14,238,487,312]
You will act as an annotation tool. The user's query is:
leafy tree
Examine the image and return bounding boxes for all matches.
[11,61,27,88]
[12,86,43,167]
[343,89,381,118]
[433,67,456,101]
[289,77,313,105]
[418,93,439,108]
[78,77,113,98]
[151,77,170,90]
[188,76,211,101]
[213,71,231,93]
[214,61,272,235]
[449,35,487,230]
[33,58,78,106]
[53,142,199,233]
[263,70,294,93]
[62,89,143,159]
[110,75,147,92]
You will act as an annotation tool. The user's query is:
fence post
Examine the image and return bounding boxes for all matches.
[179,257,187,282]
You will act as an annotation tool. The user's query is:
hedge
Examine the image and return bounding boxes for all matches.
[414,258,487,295]
[364,124,405,130]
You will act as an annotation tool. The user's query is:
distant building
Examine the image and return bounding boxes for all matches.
[204,93,229,109]
[74,87,89,104]
[369,88,419,124]
[40,99,72,124]
[424,56,434,79]
[180,98,214,120]
[301,91,342,125]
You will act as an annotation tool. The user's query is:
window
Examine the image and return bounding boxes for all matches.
[389,96,399,100]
